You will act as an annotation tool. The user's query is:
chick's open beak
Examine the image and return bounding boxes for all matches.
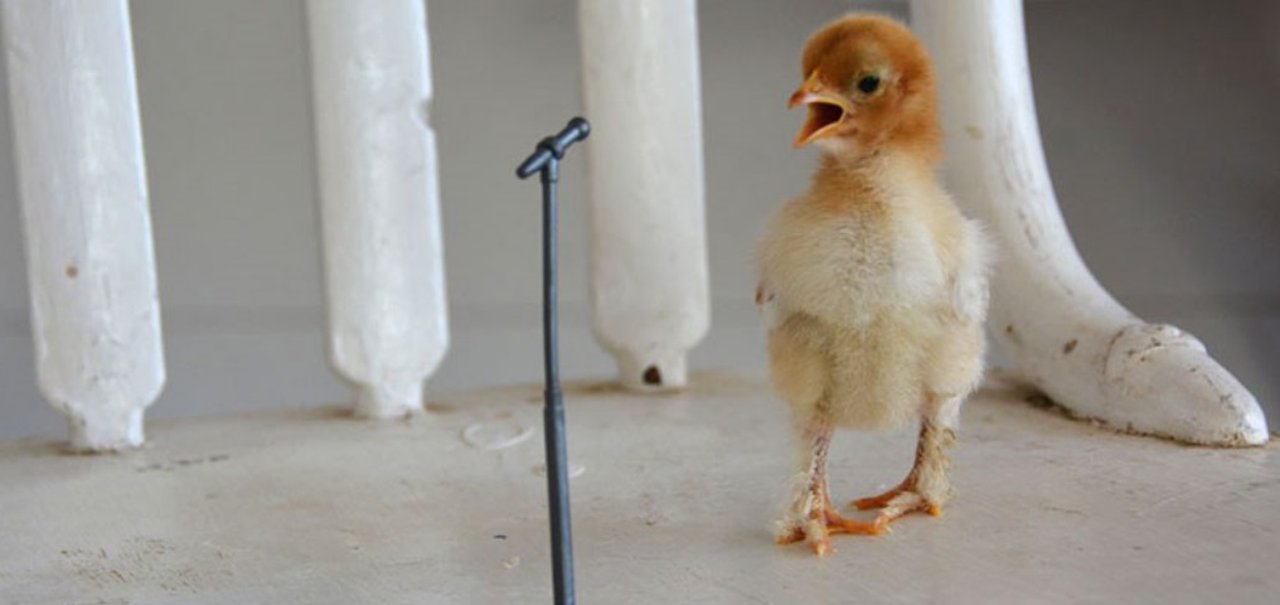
[789,72,853,149]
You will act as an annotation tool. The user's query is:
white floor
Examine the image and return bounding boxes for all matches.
[2,372,1277,604]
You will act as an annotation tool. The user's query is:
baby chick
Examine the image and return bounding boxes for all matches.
[757,13,990,556]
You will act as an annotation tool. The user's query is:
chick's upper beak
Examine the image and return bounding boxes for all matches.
[789,71,853,148]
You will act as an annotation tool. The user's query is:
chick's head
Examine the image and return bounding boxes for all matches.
[789,14,939,161]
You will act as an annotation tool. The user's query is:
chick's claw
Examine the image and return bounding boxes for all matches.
[778,505,887,556]
[855,487,943,529]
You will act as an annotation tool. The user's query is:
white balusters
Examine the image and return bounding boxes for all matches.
[2,0,165,451]
[911,0,1267,445]
[306,0,448,417]
[577,0,710,390]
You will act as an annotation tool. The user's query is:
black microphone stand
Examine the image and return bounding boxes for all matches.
[516,117,590,605]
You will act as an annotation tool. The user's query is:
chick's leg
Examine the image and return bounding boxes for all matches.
[777,420,883,555]
[851,394,959,525]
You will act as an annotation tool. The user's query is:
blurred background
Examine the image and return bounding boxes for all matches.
[1,0,1276,440]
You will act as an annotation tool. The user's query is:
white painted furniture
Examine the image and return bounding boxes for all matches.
[911,0,1267,445]
[2,0,165,451]
[0,0,1265,452]
[305,0,449,418]
[578,0,710,390]
[0,1,1275,602]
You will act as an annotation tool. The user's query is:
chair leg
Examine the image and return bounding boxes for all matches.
[2,0,165,451]
[577,0,710,391]
[306,0,448,417]
[910,0,1267,445]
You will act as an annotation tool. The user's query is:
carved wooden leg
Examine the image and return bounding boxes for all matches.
[910,0,1267,445]
[2,0,166,451]
[578,0,710,391]
[306,0,448,417]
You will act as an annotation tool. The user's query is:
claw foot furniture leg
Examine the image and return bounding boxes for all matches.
[910,0,1267,445]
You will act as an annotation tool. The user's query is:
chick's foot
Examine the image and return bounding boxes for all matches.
[777,504,885,556]
[851,483,942,525]
[851,420,951,525]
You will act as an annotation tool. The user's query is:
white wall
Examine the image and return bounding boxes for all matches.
[1,0,1276,439]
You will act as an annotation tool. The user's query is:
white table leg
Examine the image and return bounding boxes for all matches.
[306,0,448,417]
[2,0,166,451]
[578,0,710,390]
[911,0,1267,445]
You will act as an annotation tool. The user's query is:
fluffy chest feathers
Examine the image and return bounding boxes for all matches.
[758,157,960,329]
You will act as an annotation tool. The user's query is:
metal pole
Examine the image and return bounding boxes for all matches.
[516,117,590,605]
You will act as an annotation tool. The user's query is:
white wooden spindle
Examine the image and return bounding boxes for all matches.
[911,0,1268,445]
[2,0,165,451]
[578,0,710,390]
[306,0,448,417]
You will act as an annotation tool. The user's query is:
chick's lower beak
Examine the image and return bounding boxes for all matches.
[789,72,853,148]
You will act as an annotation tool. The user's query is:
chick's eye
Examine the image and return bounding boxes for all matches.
[856,75,880,94]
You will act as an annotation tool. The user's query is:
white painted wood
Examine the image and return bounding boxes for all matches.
[910,0,1268,445]
[578,0,710,391]
[1,0,165,451]
[2,373,1278,603]
[306,0,448,417]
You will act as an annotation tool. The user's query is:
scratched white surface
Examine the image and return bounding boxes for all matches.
[578,0,710,390]
[1,372,1276,604]
[1,0,165,450]
[912,0,1267,446]
[306,0,449,418]
[0,0,1277,445]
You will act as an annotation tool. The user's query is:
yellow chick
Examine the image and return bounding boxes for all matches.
[757,13,991,556]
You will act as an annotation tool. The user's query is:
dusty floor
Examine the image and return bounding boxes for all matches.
[1,372,1277,604]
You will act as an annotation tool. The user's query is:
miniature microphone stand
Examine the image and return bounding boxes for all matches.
[516,116,591,605]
